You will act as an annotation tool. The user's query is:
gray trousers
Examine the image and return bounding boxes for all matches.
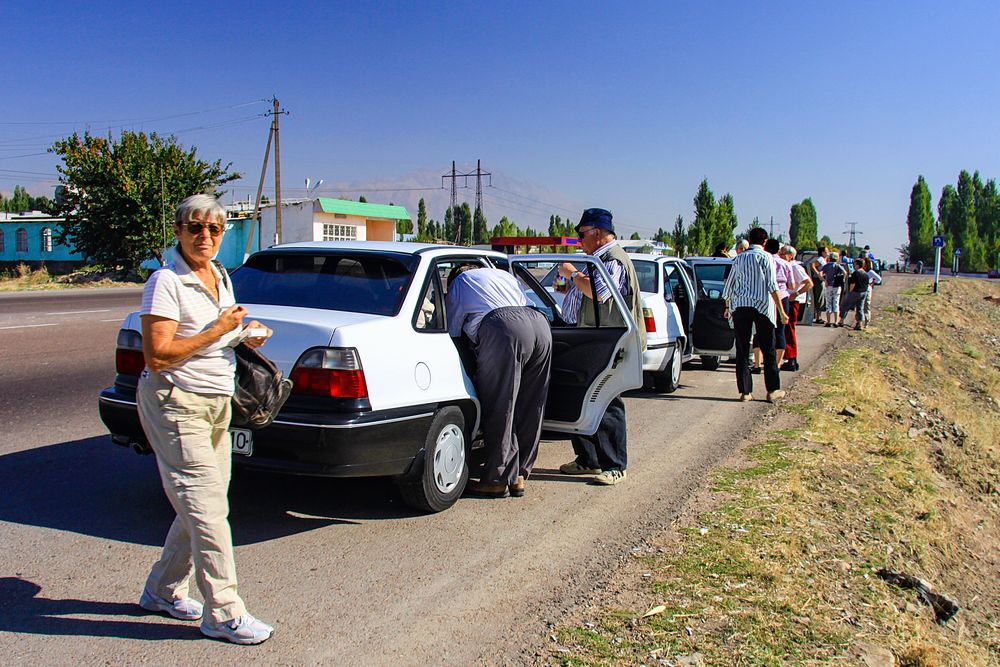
[474,306,553,485]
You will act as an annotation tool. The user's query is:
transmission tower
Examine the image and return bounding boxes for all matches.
[843,222,863,255]
[474,159,492,242]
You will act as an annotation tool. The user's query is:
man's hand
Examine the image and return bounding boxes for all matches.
[779,309,790,325]
[557,262,580,279]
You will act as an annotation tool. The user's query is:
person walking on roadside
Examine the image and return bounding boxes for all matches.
[766,238,794,368]
[863,257,882,326]
[808,247,829,324]
[734,239,750,255]
[819,251,846,327]
[446,265,553,498]
[723,226,789,403]
[555,208,646,486]
[840,258,870,330]
[137,194,274,645]
[780,244,812,371]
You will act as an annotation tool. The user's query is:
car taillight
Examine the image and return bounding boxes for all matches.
[290,347,369,399]
[115,329,145,376]
[642,307,656,333]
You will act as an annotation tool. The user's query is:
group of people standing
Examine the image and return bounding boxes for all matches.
[809,246,883,330]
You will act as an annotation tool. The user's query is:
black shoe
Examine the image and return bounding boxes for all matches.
[780,360,799,372]
[751,367,762,375]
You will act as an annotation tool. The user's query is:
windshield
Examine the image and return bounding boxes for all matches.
[230,251,419,316]
[692,262,732,284]
[632,260,657,293]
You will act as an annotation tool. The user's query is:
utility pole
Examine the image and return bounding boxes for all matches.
[243,122,274,260]
[442,161,461,244]
[160,166,166,265]
[768,216,775,238]
[271,96,288,244]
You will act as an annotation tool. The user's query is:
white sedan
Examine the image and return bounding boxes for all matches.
[99,242,643,513]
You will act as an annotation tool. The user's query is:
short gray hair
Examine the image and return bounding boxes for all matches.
[781,244,796,256]
[829,251,839,261]
[175,194,226,227]
[736,239,750,250]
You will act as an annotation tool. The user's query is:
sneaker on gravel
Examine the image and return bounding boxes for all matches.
[201,613,274,645]
[139,589,203,621]
[559,461,602,475]
[592,469,626,486]
[766,389,786,403]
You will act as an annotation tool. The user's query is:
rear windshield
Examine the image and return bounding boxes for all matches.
[632,261,657,293]
[230,251,418,316]
[693,262,732,284]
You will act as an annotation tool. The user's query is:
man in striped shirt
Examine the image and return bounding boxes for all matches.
[722,227,789,402]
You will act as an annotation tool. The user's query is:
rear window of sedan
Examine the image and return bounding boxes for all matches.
[632,260,657,293]
[693,262,732,284]
[230,251,418,316]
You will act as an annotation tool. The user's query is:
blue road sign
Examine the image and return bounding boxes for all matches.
[954,248,962,256]
[932,235,945,247]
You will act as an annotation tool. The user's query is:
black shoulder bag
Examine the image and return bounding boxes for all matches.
[213,260,293,429]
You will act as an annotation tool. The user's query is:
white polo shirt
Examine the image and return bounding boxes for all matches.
[140,253,240,396]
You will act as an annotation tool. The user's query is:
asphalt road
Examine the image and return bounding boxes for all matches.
[0,281,901,665]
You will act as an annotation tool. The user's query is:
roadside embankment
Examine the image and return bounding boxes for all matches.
[551,278,1000,666]
[0,264,143,291]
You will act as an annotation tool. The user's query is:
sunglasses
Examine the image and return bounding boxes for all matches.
[577,227,600,239]
[183,221,225,236]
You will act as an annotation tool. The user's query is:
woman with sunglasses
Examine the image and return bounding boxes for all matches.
[135,194,274,644]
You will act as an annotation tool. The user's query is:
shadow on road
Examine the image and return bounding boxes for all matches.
[0,436,424,548]
[0,577,195,640]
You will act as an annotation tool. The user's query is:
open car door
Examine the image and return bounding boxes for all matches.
[507,255,643,435]
[691,273,736,356]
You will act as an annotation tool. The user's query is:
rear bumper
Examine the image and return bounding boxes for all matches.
[642,339,672,373]
[98,387,435,478]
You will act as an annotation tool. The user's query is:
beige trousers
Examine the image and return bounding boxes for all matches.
[137,371,246,625]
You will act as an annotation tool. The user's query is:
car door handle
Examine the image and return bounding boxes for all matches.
[612,348,625,368]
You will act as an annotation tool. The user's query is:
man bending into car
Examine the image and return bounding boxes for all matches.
[446,264,553,498]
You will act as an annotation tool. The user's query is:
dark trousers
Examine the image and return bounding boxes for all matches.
[785,301,802,360]
[474,307,553,485]
[571,395,627,471]
[733,307,779,395]
[811,278,825,319]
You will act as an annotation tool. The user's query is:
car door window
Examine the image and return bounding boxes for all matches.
[413,271,444,331]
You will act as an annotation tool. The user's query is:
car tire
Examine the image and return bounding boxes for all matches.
[700,354,721,371]
[397,406,469,513]
[653,343,682,394]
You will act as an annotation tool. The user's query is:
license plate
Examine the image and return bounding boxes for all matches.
[230,428,253,456]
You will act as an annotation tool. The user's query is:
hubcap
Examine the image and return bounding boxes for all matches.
[432,424,465,493]
[670,346,682,384]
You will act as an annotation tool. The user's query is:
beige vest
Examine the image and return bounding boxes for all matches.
[577,242,647,351]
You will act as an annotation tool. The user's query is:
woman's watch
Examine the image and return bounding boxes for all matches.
[571,270,582,280]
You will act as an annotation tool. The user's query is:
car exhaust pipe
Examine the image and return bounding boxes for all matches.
[131,442,153,456]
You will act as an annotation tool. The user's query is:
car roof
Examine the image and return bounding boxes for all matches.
[264,240,506,259]
[684,255,733,264]
[626,253,685,263]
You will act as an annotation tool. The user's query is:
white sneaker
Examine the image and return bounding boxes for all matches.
[201,613,274,645]
[592,469,627,486]
[139,589,203,621]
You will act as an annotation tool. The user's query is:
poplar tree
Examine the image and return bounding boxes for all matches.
[688,179,716,256]
[788,198,818,248]
[905,176,936,264]
[715,193,738,249]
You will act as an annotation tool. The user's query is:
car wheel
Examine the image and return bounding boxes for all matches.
[397,406,469,513]
[700,354,721,371]
[654,343,682,393]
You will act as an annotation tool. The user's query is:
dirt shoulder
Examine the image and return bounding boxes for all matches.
[545,276,1000,666]
[0,265,142,291]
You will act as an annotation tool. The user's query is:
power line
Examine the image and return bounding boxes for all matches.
[0,100,269,126]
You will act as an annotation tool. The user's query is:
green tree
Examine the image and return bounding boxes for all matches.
[688,179,716,255]
[937,184,959,260]
[955,170,985,270]
[459,202,473,245]
[714,193,738,248]
[819,234,834,248]
[629,231,641,240]
[491,216,520,238]
[473,205,488,244]
[905,176,936,265]
[788,197,818,248]
[358,195,367,203]
[416,198,428,240]
[50,130,239,272]
[670,215,687,256]
[443,206,455,242]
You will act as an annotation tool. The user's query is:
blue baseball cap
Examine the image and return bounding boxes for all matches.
[576,208,614,233]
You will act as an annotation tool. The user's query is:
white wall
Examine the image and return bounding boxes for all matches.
[259,202,315,247]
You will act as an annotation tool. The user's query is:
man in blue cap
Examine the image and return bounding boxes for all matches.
[555,208,646,485]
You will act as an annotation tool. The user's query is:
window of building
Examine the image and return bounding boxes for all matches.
[16,227,28,252]
[0,229,4,253]
[322,223,357,241]
[41,227,53,253]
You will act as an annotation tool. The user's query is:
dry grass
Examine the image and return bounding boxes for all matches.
[0,263,143,290]
[551,278,1000,666]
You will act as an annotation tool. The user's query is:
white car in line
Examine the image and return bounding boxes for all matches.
[99,243,643,513]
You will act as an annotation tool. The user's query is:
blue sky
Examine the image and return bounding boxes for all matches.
[3,1,1000,257]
